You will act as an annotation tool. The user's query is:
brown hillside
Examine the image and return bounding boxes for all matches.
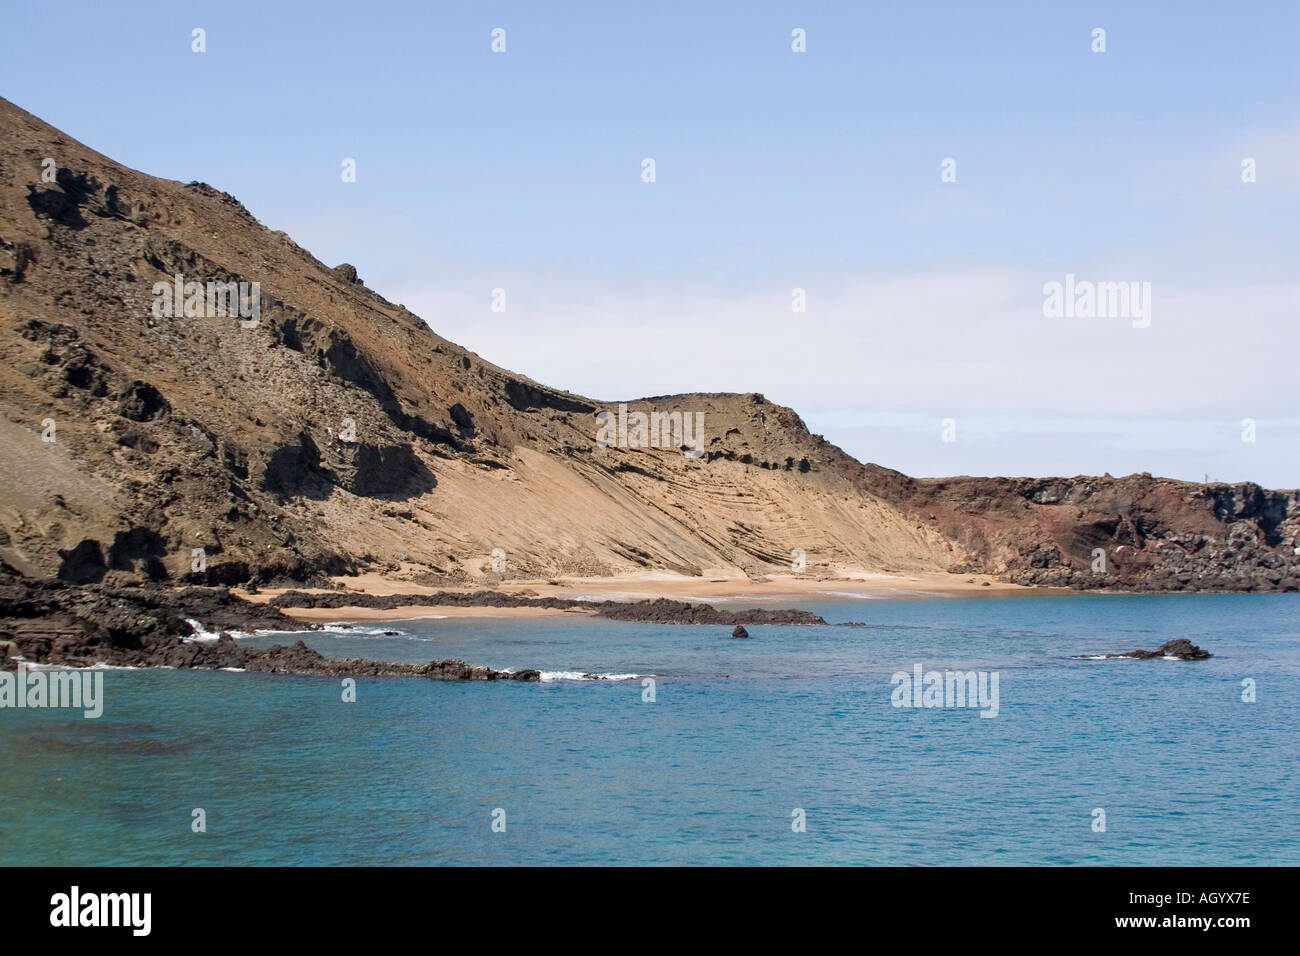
[1,96,1295,592]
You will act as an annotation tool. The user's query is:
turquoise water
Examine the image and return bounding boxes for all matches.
[2,592,1297,865]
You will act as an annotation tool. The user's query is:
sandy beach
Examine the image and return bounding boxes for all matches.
[244,569,1041,622]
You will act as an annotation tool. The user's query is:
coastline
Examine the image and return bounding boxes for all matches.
[272,604,590,622]
[246,570,1046,623]
[0,571,1012,676]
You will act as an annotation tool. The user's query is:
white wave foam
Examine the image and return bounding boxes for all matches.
[182,619,221,642]
[318,623,410,636]
[23,661,142,670]
[238,624,413,638]
[536,670,643,682]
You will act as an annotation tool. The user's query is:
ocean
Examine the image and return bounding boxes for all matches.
[2,592,1296,865]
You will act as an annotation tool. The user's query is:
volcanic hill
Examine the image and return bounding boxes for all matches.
[1,96,1296,593]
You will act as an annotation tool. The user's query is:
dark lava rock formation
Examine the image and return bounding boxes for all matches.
[0,574,538,680]
[268,589,827,625]
[1122,638,1213,660]
[1079,638,1214,661]
[859,468,1300,593]
[247,641,538,681]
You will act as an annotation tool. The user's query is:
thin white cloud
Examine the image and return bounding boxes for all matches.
[384,265,1299,415]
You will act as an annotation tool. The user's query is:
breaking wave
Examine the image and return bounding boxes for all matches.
[536,671,643,682]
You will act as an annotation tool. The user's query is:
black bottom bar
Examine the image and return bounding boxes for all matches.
[10,865,1283,942]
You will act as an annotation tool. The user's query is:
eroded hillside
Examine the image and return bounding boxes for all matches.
[1,96,1295,592]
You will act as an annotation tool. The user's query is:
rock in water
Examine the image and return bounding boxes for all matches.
[1121,639,1213,660]
[732,625,749,638]
[1156,638,1212,660]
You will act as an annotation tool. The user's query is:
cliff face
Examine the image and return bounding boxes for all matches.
[0,96,1296,592]
[853,467,1300,591]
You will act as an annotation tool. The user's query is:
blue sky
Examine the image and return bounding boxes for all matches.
[4,1,1297,485]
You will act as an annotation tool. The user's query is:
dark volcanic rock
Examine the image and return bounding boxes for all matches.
[0,578,539,681]
[246,640,537,681]
[1081,638,1213,661]
[332,263,363,285]
[268,589,828,625]
[1124,638,1213,660]
[597,597,824,626]
[860,468,1300,594]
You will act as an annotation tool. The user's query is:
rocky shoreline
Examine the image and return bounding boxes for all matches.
[268,589,830,626]
[2,575,1221,679]
[230,639,540,681]
[0,577,538,680]
[0,577,829,680]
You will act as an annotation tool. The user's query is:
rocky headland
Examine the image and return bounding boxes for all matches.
[0,574,538,680]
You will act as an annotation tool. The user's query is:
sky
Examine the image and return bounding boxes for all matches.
[4,1,1297,486]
